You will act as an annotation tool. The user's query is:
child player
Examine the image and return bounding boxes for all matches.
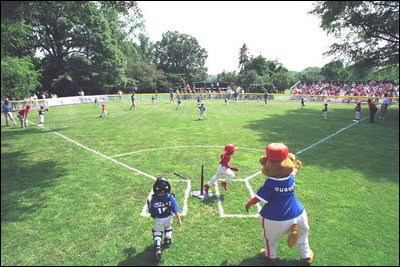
[204,144,240,194]
[148,177,182,262]
[353,102,361,122]
[322,103,328,120]
[197,103,206,120]
[100,103,109,117]
[38,106,48,125]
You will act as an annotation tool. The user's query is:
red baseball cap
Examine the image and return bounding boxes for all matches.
[224,144,237,153]
[265,143,289,162]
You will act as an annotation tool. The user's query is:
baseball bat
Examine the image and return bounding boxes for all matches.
[173,172,188,180]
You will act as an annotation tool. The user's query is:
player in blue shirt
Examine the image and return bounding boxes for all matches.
[197,103,206,120]
[263,91,269,105]
[148,177,182,262]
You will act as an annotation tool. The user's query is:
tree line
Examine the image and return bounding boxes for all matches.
[1,1,398,100]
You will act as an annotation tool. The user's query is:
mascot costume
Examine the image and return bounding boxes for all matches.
[245,143,314,265]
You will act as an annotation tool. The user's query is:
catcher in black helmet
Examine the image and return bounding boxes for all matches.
[147,177,182,262]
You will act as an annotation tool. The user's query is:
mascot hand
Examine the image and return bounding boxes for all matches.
[288,153,302,169]
[231,167,239,171]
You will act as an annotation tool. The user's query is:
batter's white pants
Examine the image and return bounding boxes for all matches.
[323,111,328,120]
[260,210,312,259]
[207,165,235,185]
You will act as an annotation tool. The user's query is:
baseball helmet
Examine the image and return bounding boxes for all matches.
[224,144,237,153]
[265,143,289,162]
[153,177,171,194]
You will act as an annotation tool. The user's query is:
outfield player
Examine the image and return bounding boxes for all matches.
[177,96,182,110]
[100,103,109,117]
[204,144,239,193]
[300,97,305,109]
[263,91,269,105]
[130,93,136,110]
[148,177,182,261]
[197,103,206,120]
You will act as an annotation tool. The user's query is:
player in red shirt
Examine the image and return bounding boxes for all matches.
[17,105,31,128]
[204,144,239,194]
[367,98,377,122]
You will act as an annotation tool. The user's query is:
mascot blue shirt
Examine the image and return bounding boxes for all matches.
[256,174,304,221]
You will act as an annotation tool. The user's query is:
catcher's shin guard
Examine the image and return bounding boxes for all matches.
[164,228,172,248]
[152,230,163,247]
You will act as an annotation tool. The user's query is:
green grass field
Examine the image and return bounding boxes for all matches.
[1,97,399,266]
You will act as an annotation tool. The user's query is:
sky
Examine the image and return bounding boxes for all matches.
[138,1,337,75]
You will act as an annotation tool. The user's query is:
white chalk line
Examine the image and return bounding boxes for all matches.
[220,118,368,217]
[30,121,157,181]
[111,146,263,158]
[140,179,191,217]
[30,117,365,219]
[213,179,260,217]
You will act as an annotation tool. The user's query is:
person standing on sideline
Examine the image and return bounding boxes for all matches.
[322,103,328,120]
[380,93,390,120]
[17,105,31,128]
[130,93,136,110]
[367,98,378,123]
[300,97,305,109]
[2,99,17,126]
[353,103,361,122]
[94,98,99,106]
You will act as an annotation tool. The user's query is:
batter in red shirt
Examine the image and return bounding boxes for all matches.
[204,144,239,194]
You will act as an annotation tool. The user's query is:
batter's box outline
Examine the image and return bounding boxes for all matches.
[214,177,263,218]
[140,179,191,217]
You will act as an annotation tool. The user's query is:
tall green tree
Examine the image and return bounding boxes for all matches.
[126,61,170,93]
[154,31,208,84]
[311,1,399,68]
[297,67,324,81]
[238,43,250,71]
[320,60,349,80]
[1,57,41,99]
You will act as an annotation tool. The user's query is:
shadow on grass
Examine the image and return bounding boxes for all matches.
[202,194,225,206]
[220,256,304,266]
[244,105,399,183]
[1,150,66,222]
[1,127,68,140]
[118,246,160,266]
